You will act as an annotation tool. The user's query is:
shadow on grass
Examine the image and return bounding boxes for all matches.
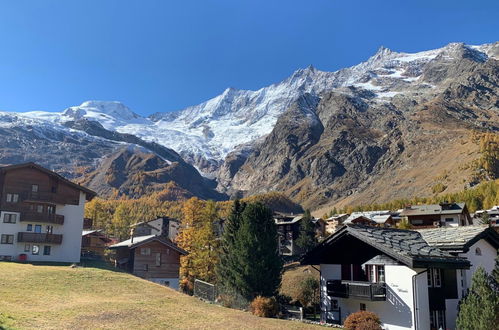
[2,259,125,273]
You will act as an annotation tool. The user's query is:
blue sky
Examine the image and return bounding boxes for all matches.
[0,0,497,116]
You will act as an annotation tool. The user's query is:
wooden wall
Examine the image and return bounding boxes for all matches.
[132,241,181,279]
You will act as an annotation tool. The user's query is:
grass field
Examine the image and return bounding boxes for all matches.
[0,262,320,330]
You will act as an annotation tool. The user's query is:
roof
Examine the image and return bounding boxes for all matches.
[274,215,303,225]
[130,216,180,228]
[109,235,188,255]
[416,225,499,252]
[301,225,470,269]
[372,214,392,224]
[82,230,101,236]
[0,162,97,200]
[400,203,467,217]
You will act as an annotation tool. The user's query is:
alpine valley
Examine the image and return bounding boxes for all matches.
[1,41,498,210]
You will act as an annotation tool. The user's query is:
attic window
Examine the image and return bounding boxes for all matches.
[140,248,151,256]
[475,247,482,256]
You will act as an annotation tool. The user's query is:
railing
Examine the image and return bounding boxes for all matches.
[21,211,64,225]
[17,232,63,244]
[23,191,73,204]
[327,280,386,301]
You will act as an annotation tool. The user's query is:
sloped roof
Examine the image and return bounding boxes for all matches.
[274,215,303,225]
[109,235,188,255]
[301,225,470,269]
[372,214,392,224]
[400,203,466,216]
[0,162,96,200]
[416,225,499,252]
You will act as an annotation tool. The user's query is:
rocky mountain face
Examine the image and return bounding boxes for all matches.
[2,41,498,209]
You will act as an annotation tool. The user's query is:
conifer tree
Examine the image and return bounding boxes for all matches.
[233,202,282,299]
[216,200,245,289]
[295,210,317,254]
[456,267,498,329]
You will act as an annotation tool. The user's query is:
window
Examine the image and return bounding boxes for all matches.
[445,217,454,222]
[155,253,161,266]
[412,219,423,225]
[475,247,482,256]
[3,213,17,223]
[37,205,43,213]
[51,186,57,193]
[166,248,170,255]
[46,226,53,234]
[0,234,14,244]
[360,303,366,311]
[140,248,151,256]
[428,268,442,288]
[34,225,42,233]
[24,244,30,252]
[6,193,19,203]
[26,224,33,232]
[143,264,148,271]
[31,184,39,192]
[330,299,339,310]
[43,246,51,255]
[32,245,39,255]
[47,205,55,214]
[430,310,446,329]
[366,265,385,283]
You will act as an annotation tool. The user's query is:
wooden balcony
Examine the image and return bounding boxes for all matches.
[21,211,64,225]
[327,280,386,301]
[17,232,63,244]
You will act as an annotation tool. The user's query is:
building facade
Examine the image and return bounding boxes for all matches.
[0,163,96,263]
[400,202,471,228]
[301,225,498,330]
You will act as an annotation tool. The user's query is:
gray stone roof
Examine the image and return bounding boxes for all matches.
[400,203,466,216]
[416,225,499,252]
[302,225,470,269]
[346,225,464,266]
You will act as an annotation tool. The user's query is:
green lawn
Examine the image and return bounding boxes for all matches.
[0,262,319,330]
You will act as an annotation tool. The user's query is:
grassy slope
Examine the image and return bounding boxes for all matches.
[280,263,320,303]
[0,262,318,330]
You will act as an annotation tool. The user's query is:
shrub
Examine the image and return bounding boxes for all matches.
[249,296,279,318]
[344,311,382,330]
[432,183,447,194]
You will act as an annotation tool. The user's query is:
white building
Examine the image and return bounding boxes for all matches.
[301,224,499,329]
[0,163,96,263]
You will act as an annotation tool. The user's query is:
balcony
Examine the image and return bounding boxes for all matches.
[17,232,63,244]
[21,211,64,225]
[327,280,386,301]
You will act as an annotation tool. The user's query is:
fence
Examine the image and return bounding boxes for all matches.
[193,279,217,302]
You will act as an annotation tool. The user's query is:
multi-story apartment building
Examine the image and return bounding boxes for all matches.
[0,163,96,263]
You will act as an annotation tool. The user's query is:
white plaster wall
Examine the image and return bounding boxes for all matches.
[440,214,459,227]
[320,264,429,330]
[0,192,86,263]
[0,211,21,257]
[460,239,497,289]
[149,277,180,290]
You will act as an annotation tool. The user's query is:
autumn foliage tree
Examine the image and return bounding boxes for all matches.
[176,198,220,293]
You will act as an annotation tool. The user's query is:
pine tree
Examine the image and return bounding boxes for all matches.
[295,210,317,254]
[456,267,498,329]
[233,202,282,299]
[216,200,245,289]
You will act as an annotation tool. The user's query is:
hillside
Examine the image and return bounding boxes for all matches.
[0,262,318,330]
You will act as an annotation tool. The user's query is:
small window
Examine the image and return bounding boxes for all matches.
[140,248,151,256]
[377,266,385,282]
[32,184,39,192]
[47,205,55,214]
[445,218,454,222]
[360,303,366,311]
[27,224,33,232]
[46,226,53,234]
[412,219,423,225]
[331,299,339,310]
[155,253,161,266]
[43,246,51,255]
[6,193,19,203]
[0,234,14,244]
[24,244,30,252]
[3,213,17,223]
[37,205,43,213]
[475,247,482,256]
[428,268,442,288]
[51,186,57,193]
[166,248,170,255]
[143,264,148,271]
[34,225,42,233]
[32,245,40,255]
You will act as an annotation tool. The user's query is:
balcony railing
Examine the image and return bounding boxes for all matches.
[21,211,64,225]
[22,191,72,204]
[327,280,386,301]
[17,232,63,244]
